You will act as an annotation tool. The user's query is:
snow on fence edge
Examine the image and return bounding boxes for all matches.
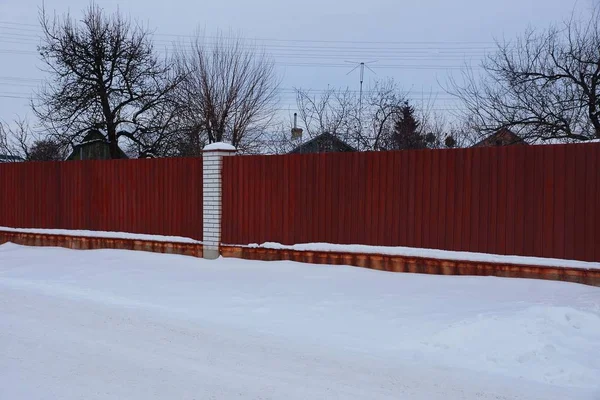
[1,226,598,271]
[225,242,600,271]
[0,227,202,244]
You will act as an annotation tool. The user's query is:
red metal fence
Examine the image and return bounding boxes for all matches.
[222,143,600,262]
[2,143,599,262]
[0,158,204,240]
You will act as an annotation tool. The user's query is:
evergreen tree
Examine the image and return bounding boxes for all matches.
[392,102,426,150]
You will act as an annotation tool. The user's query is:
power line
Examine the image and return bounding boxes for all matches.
[0,75,463,101]
[0,25,492,69]
[0,49,37,55]
[0,31,41,38]
[0,49,481,69]
[0,89,460,101]
[0,76,43,82]
[0,46,491,61]
[0,49,480,69]
[0,21,470,113]
[0,94,30,99]
[0,35,494,55]
[0,21,38,27]
[0,85,462,104]
[0,96,467,112]
[0,20,498,46]
[0,34,493,56]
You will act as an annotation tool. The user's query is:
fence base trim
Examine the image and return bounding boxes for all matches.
[2,230,597,287]
[0,231,203,258]
[220,245,600,287]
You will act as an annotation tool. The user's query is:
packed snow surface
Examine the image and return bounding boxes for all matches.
[1,243,599,399]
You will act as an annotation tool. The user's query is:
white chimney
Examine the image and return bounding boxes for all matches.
[291,112,303,140]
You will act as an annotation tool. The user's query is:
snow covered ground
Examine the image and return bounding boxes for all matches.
[1,243,599,400]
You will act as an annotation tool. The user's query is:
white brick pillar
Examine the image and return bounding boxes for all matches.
[202,143,237,259]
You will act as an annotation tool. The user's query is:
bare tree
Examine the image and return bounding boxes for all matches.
[294,79,412,151]
[257,123,294,155]
[295,87,359,143]
[28,139,68,161]
[267,81,450,154]
[438,117,481,148]
[0,120,25,161]
[0,119,67,161]
[366,79,411,150]
[172,32,279,152]
[33,3,180,159]
[450,6,600,142]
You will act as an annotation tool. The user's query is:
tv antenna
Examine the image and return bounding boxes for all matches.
[345,61,377,113]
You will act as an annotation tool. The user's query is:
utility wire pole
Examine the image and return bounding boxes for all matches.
[346,61,377,150]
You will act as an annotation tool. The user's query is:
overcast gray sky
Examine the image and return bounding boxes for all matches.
[0,0,590,127]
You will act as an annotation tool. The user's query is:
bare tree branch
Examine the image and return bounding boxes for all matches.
[449,5,600,142]
[171,31,280,153]
[0,119,67,161]
[294,79,439,151]
[32,3,181,159]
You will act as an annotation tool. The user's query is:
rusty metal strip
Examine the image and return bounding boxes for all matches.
[1,230,597,287]
[220,246,600,287]
[0,231,203,258]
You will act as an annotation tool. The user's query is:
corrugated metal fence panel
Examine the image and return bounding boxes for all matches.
[0,158,203,240]
[222,143,600,262]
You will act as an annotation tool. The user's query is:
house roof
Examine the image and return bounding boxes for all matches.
[67,129,128,160]
[289,132,357,154]
[81,129,107,143]
[472,128,527,148]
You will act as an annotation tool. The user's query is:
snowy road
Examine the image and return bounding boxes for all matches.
[1,244,599,399]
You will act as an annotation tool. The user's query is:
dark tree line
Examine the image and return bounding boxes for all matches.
[3,3,599,161]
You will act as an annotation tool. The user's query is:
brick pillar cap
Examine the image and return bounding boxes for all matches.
[203,142,237,152]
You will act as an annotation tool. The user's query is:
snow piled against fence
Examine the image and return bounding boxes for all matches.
[1,244,599,399]
[0,226,201,244]
[2,222,598,270]
[243,242,600,270]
